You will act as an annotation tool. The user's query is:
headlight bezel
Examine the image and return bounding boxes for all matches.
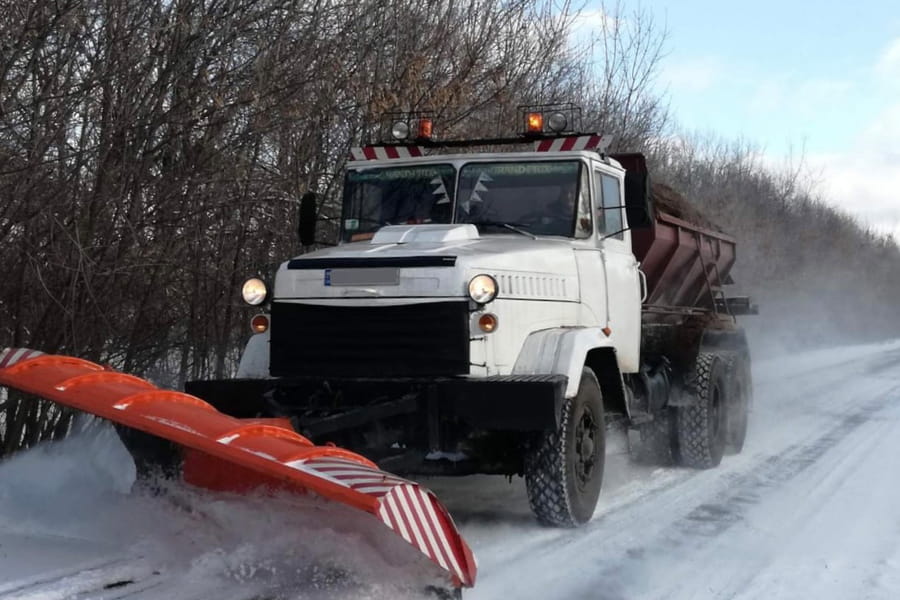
[241,277,268,306]
[468,274,498,305]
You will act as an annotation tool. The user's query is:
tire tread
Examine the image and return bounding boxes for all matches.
[676,353,725,468]
[524,368,604,527]
[525,396,577,527]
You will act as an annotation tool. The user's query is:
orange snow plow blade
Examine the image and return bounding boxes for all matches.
[0,348,476,589]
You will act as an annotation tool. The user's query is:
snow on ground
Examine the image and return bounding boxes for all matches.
[431,338,900,599]
[3,339,900,598]
[0,427,445,599]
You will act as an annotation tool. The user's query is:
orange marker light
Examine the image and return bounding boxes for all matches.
[251,314,270,333]
[526,112,543,134]
[478,313,499,333]
[417,118,433,140]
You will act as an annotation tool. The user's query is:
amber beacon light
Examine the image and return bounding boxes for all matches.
[526,112,543,134]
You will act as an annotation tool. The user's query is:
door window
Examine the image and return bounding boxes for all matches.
[595,172,624,240]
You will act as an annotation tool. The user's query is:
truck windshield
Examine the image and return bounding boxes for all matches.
[455,161,585,237]
[341,164,456,242]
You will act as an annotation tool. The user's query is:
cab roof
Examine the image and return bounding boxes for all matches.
[347,149,624,172]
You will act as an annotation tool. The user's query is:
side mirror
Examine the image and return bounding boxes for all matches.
[298,192,317,246]
[610,153,654,229]
[623,170,654,229]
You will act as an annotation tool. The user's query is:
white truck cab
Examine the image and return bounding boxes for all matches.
[262,150,642,389]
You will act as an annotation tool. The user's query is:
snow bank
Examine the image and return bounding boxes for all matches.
[0,426,449,599]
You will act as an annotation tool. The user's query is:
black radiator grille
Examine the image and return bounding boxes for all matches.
[270,301,470,377]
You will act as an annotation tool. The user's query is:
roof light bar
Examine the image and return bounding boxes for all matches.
[518,103,581,137]
[363,103,604,152]
[380,111,436,144]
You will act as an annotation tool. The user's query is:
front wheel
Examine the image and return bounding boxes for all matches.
[525,367,605,527]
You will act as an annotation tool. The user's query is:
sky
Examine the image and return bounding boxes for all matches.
[585,0,900,238]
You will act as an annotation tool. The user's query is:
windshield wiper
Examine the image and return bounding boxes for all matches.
[469,220,537,239]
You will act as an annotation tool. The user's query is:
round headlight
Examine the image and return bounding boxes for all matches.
[391,121,410,141]
[547,111,568,132]
[468,274,498,304]
[241,277,268,306]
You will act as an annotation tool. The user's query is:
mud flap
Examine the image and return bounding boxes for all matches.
[0,348,476,590]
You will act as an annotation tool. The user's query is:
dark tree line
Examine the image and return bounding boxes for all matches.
[1,0,897,453]
[0,0,610,452]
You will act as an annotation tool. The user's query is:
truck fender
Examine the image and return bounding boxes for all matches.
[512,328,627,414]
[668,328,751,407]
[236,331,270,378]
[700,328,751,357]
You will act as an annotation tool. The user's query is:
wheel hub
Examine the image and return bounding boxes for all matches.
[580,437,594,458]
[574,406,597,488]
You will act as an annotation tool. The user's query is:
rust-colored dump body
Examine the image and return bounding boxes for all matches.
[612,152,736,313]
[632,203,736,311]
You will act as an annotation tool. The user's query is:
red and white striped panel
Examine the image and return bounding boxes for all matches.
[377,484,471,586]
[349,146,424,161]
[534,134,611,153]
[290,456,475,586]
[291,456,410,497]
[0,348,44,369]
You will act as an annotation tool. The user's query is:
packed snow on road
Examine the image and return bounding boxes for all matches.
[3,340,900,599]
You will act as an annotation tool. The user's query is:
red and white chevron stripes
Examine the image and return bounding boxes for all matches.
[533,134,610,153]
[290,457,408,496]
[0,348,44,369]
[377,484,470,585]
[349,146,424,160]
[288,456,474,585]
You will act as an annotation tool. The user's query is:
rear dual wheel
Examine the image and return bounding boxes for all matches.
[674,349,754,467]
[524,367,605,527]
[725,353,752,454]
[675,353,728,468]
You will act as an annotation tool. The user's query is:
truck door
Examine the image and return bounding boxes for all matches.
[595,169,641,373]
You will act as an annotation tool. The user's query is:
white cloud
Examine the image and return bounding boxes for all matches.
[747,78,784,113]
[568,7,620,50]
[858,102,900,156]
[571,8,617,36]
[661,57,723,93]
[875,37,900,80]
[808,100,900,239]
[803,38,900,239]
[564,7,611,53]
[748,77,852,116]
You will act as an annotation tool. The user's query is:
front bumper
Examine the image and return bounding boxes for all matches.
[186,374,567,432]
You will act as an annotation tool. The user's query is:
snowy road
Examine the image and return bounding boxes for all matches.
[2,341,900,599]
[433,340,900,599]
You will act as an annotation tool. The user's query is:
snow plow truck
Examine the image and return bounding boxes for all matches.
[0,104,755,598]
[185,104,757,528]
